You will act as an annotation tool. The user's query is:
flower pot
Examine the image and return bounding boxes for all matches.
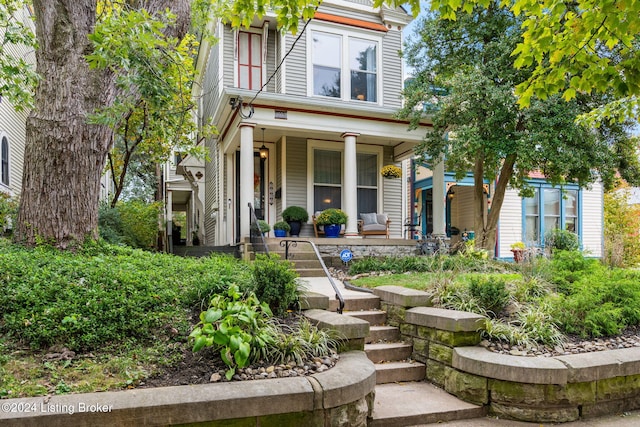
[324,224,341,238]
[511,249,524,263]
[274,229,286,238]
[288,220,302,237]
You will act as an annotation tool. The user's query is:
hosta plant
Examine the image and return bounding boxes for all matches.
[190,284,276,380]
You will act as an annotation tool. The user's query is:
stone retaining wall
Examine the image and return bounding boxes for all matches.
[373,285,640,423]
[0,351,375,427]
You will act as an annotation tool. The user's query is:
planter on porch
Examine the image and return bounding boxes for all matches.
[324,224,341,238]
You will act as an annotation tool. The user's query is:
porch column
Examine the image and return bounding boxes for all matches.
[342,132,359,237]
[239,122,256,239]
[432,157,446,237]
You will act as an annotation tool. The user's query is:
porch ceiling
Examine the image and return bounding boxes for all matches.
[215,88,430,158]
[170,190,191,207]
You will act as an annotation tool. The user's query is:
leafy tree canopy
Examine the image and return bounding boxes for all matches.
[421,0,640,125]
[399,5,640,250]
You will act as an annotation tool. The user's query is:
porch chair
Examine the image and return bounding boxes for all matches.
[358,213,391,238]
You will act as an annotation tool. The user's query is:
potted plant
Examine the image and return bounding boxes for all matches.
[282,206,308,237]
[315,208,348,238]
[257,219,270,236]
[510,241,525,263]
[273,221,290,238]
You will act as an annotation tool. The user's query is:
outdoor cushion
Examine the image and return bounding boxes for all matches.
[376,214,388,224]
[361,213,378,225]
[362,223,387,231]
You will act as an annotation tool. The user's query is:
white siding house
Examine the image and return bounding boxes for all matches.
[170,0,429,248]
[0,6,35,199]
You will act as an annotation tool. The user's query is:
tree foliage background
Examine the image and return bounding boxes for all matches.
[399,4,640,252]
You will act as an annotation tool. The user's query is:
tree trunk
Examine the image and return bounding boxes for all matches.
[15,1,113,248]
[474,153,517,256]
[14,0,189,249]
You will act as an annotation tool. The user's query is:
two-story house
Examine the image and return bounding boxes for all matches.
[167,0,428,248]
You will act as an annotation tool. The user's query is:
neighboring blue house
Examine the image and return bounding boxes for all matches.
[409,163,604,259]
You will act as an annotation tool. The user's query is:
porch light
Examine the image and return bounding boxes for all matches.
[259,128,268,159]
[447,188,455,200]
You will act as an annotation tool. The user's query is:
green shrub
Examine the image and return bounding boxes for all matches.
[545,228,580,252]
[467,276,510,317]
[550,250,599,294]
[190,284,276,380]
[604,189,640,267]
[117,200,161,249]
[282,206,309,222]
[550,269,640,338]
[0,241,252,352]
[98,200,161,249]
[248,254,300,316]
[0,245,187,351]
[98,202,124,245]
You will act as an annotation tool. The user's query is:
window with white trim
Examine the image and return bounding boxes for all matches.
[310,29,379,102]
[523,185,580,246]
[1,136,8,186]
[314,149,342,212]
[357,153,377,214]
[238,31,262,90]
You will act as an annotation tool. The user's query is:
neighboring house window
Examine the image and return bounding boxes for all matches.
[523,185,580,246]
[311,30,379,102]
[357,153,377,214]
[314,149,342,211]
[1,136,8,186]
[238,31,262,90]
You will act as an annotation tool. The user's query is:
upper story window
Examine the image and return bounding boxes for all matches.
[310,28,380,103]
[238,31,262,90]
[350,38,377,102]
[1,136,9,186]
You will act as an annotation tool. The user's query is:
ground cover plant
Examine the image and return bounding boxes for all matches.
[0,240,337,398]
[349,248,640,347]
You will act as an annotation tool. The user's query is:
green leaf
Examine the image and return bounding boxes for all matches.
[192,336,207,352]
[204,308,222,323]
[225,367,235,381]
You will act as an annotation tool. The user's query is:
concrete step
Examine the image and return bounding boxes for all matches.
[367,325,400,344]
[286,259,323,269]
[375,361,426,384]
[344,310,387,326]
[328,294,380,312]
[365,342,412,363]
[268,251,321,261]
[369,382,486,427]
[295,268,327,277]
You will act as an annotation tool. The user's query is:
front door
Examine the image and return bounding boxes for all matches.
[235,151,266,242]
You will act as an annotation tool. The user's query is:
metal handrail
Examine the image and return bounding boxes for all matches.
[248,203,269,256]
[279,238,345,314]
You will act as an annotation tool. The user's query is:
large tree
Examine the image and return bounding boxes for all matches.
[400,5,640,253]
[422,0,640,125]
[1,0,322,248]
